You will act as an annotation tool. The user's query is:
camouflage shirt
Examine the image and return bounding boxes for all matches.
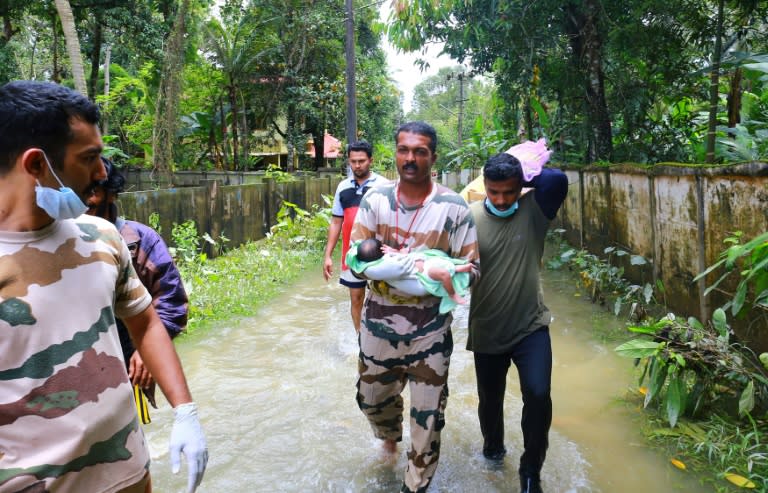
[351,181,480,341]
[0,215,152,492]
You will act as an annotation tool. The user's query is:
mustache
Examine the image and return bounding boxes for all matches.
[402,162,418,172]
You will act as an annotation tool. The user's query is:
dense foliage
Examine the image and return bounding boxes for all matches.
[403,65,498,169]
[385,0,768,164]
[0,0,401,173]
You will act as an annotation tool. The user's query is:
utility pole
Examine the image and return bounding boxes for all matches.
[447,70,468,148]
[344,0,357,150]
[457,72,465,147]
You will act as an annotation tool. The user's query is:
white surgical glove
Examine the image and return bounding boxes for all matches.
[361,254,415,281]
[169,402,209,493]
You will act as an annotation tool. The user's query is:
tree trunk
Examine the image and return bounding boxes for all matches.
[564,0,612,163]
[240,95,250,169]
[208,124,223,170]
[727,67,742,129]
[705,0,725,163]
[51,13,61,82]
[286,103,298,173]
[152,0,189,185]
[2,16,18,43]
[523,93,533,141]
[313,129,324,170]
[344,0,357,148]
[53,0,87,96]
[102,44,110,135]
[219,99,230,170]
[88,13,103,100]
[27,31,37,78]
[228,83,240,170]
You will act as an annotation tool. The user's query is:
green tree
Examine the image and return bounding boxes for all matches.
[0,0,402,172]
[353,12,402,148]
[153,0,191,184]
[203,13,264,170]
[407,66,495,162]
[697,0,768,162]
[0,0,30,82]
[177,61,226,169]
[385,0,615,162]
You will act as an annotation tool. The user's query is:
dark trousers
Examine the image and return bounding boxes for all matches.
[473,326,552,477]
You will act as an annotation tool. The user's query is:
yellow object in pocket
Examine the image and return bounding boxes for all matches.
[133,384,151,424]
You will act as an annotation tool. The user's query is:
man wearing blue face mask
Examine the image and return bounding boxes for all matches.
[0,81,207,493]
[35,151,90,219]
[467,146,568,493]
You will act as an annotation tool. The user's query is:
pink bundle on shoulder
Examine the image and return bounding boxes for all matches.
[504,138,552,181]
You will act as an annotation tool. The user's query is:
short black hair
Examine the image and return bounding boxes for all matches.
[347,140,373,158]
[395,121,437,153]
[357,238,384,263]
[100,157,126,194]
[0,81,100,174]
[483,152,523,182]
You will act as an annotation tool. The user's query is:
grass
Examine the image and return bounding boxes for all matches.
[174,202,330,336]
[180,241,324,335]
[636,404,768,492]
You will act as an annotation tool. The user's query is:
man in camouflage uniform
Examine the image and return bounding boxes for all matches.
[0,81,207,493]
[350,121,479,493]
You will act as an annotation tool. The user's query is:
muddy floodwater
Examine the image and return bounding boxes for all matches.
[143,267,709,492]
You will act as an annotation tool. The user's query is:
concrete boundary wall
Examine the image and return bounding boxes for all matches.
[554,162,768,351]
[119,168,331,191]
[116,175,341,256]
[114,168,480,249]
[115,164,767,350]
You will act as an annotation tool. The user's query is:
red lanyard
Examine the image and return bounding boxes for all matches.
[394,181,431,249]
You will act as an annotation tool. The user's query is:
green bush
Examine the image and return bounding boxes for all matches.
[173,201,330,333]
[616,309,768,427]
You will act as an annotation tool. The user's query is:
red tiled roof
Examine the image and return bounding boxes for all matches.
[309,133,342,158]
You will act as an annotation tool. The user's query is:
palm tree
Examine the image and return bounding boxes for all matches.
[203,15,263,170]
[53,0,86,95]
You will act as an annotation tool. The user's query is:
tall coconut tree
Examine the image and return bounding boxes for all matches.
[53,0,86,95]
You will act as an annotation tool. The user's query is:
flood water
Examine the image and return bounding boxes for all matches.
[144,267,709,492]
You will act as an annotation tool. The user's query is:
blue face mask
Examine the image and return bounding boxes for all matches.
[485,197,519,218]
[35,153,88,220]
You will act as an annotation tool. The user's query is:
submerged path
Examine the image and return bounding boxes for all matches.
[143,267,708,492]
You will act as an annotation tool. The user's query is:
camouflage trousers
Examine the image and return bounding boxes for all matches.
[356,328,453,493]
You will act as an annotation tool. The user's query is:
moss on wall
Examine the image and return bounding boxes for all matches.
[555,161,768,353]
